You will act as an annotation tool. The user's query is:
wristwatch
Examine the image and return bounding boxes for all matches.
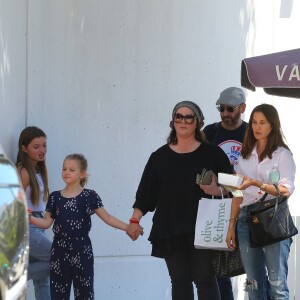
[260,183,267,191]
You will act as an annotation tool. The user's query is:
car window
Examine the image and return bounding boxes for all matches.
[0,157,29,300]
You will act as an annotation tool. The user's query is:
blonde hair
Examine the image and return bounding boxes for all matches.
[64,153,88,187]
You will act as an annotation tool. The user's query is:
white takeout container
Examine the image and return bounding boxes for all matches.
[218,173,243,187]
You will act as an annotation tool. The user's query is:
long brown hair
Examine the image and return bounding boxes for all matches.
[241,104,289,161]
[167,123,207,145]
[16,126,49,205]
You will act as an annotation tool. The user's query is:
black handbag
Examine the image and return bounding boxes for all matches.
[211,226,245,278]
[212,248,245,278]
[246,184,298,248]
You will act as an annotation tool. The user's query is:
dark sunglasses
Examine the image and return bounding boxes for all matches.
[174,113,196,125]
[216,104,241,113]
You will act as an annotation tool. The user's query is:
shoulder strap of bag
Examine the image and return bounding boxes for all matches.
[212,122,220,144]
[273,184,281,215]
[273,184,281,195]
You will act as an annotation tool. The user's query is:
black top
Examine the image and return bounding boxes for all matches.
[203,121,247,146]
[133,143,232,258]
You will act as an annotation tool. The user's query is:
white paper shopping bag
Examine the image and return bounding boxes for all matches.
[194,197,232,251]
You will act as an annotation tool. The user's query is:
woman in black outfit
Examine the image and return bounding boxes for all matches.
[126,101,232,300]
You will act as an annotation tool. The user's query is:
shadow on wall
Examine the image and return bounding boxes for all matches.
[280,0,293,18]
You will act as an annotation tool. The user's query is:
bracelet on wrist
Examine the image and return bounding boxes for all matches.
[229,216,238,222]
[129,218,140,224]
[260,183,267,191]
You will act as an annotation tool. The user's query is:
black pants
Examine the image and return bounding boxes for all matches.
[165,248,220,300]
[217,277,234,300]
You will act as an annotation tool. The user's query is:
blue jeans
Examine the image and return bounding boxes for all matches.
[237,208,292,300]
[28,222,52,300]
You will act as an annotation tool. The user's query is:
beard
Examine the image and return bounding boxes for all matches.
[221,112,241,127]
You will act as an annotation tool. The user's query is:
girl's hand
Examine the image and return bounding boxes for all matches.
[126,223,144,241]
[28,209,32,222]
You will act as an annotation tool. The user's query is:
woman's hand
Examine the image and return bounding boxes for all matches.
[126,223,144,241]
[226,225,236,250]
[126,208,144,240]
[199,175,222,196]
[27,209,32,223]
[236,175,256,190]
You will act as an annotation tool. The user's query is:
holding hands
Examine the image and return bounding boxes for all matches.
[126,208,144,241]
[126,221,144,241]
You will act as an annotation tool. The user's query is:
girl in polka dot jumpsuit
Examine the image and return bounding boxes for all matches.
[29,153,138,299]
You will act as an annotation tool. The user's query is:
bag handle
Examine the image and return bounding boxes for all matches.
[273,184,281,217]
[273,184,281,196]
[219,186,224,198]
[247,184,284,220]
[210,186,224,200]
[268,184,281,218]
[258,192,268,202]
[256,184,281,218]
[213,186,224,200]
[258,183,281,202]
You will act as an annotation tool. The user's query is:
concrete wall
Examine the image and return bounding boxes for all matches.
[1,0,299,299]
[0,0,27,158]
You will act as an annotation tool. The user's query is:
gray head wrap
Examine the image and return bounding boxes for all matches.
[172,100,204,128]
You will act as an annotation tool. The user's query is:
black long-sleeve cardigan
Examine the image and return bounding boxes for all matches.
[133,142,232,258]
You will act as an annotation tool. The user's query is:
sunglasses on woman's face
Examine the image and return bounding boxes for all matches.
[216,104,241,113]
[174,113,196,124]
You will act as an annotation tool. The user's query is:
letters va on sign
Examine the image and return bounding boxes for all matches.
[276,65,300,81]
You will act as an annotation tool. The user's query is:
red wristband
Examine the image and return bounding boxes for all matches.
[129,218,140,224]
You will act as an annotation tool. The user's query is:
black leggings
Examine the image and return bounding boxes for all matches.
[165,248,220,300]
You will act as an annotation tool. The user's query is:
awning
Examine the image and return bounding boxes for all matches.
[241,48,300,98]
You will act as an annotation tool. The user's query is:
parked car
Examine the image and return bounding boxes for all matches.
[0,151,29,300]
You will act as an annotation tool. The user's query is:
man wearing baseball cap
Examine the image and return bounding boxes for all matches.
[204,87,247,172]
[203,87,247,300]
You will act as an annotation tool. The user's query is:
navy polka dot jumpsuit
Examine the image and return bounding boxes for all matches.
[46,189,103,300]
